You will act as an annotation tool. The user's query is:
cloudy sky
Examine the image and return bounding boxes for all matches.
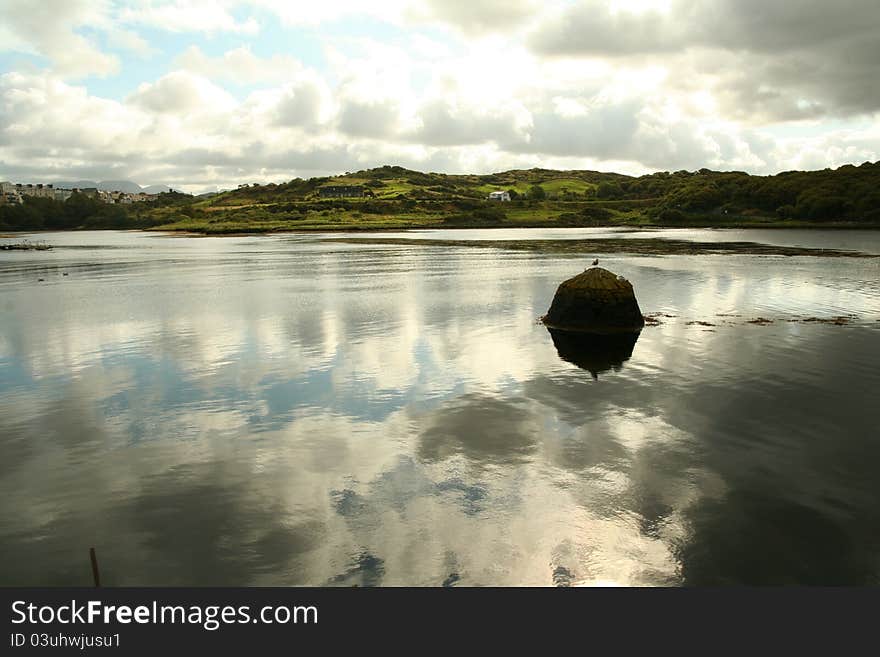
[2,0,880,192]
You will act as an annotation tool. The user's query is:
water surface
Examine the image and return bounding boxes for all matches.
[1,229,878,585]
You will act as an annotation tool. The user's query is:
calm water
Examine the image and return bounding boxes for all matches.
[1,229,879,586]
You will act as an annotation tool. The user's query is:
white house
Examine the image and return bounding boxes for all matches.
[487,190,511,201]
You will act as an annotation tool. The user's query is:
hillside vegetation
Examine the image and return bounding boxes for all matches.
[3,162,880,233]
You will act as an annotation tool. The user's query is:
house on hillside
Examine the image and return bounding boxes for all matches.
[318,185,365,198]
[487,190,511,202]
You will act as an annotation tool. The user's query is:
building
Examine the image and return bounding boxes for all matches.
[0,180,160,205]
[318,185,365,198]
[14,183,55,199]
[34,184,54,199]
[0,181,110,204]
[4,183,56,199]
[488,190,511,202]
[0,182,22,205]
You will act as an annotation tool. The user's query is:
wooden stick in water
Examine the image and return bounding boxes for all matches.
[89,547,101,587]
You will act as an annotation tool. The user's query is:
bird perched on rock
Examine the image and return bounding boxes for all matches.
[591,258,599,266]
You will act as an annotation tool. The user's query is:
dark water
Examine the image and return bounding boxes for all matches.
[1,229,878,586]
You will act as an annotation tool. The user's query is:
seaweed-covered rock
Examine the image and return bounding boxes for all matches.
[542,267,644,332]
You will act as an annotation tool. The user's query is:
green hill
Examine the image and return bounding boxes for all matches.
[4,162,880,233]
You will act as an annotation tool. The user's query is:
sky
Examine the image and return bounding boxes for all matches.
[1,0,880,193]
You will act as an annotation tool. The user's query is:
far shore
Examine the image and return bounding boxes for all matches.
[4,220,880,238]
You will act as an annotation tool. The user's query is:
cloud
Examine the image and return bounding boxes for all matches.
[272,82,326,128]
[530,0,880,57]
[529,1,684,56]
[0,72,146,151]
[516,99,643,158]
[411,0,541,33]
[0,0,119,78]
[529,0,880,120]
[249,0,404,26]
[118,0,260,35]
[174,46,305,85]
[249,0,531,30]
[106,27,158,57]
[337,99,402,138]
[1,1,879,189]
[128,71,237,114]
[408,99,527,146]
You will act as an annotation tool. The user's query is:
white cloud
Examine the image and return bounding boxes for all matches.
[118,0,260,35]
[250,0,547,33]
[1,1,879,189]
[0,0,119,78]
[0,72,147,151]
[250,0,411,26]
[271,81,328,128]
[175,46,305,84]
[107,28,158,57]
[128,71,237,114]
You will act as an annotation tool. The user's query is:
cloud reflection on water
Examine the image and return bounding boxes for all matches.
[0,230,878,585]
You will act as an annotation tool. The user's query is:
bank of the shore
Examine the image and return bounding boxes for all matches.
[4,220,880,238]
[151,219,880,234]
[138,212,880,235]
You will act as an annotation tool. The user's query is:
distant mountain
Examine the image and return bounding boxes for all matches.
[52,180,170,194]
[98,180,144,194]
[52,180,100,190]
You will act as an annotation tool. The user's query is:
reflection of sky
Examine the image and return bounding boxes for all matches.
[0,230,879,585]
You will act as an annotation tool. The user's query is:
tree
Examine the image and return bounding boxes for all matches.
[25,196,63,228]
[656,208,687,224]
[64,192,102,226]
[596,181,622,199]
[528,184,546,200]
[0,200,44,229]
[776,205,795,220]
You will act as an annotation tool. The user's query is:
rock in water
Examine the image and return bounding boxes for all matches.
[542,267,644,332]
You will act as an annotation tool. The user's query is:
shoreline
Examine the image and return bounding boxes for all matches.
[5,226,880,258]
[5,221,880,238]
